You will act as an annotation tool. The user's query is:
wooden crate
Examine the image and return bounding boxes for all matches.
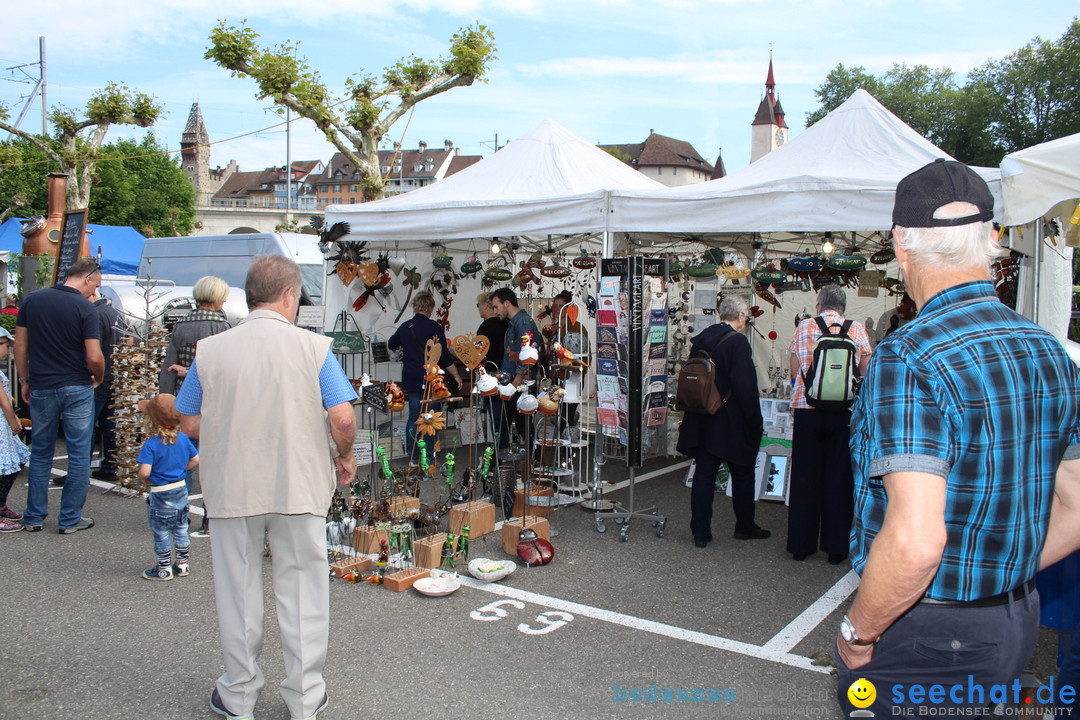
[329,556,372,579]
[388,496,421,515]
[352,526,390,554]
[501,516,551,556]
[384,567,430,592]
[414,532,449,569]
[512,486,555,517]
[448,501,496,537]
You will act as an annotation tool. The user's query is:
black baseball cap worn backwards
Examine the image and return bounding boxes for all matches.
[892,158,994,228]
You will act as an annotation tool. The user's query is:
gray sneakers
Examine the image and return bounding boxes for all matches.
[58,517,95,535]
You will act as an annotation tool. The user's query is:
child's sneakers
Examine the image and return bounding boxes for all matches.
[0,505,22,521]
[173,562,190,577]
[0,517,22,533]
[142,566,174,581]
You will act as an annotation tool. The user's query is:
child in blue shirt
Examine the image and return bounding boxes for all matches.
[136,393,198,581]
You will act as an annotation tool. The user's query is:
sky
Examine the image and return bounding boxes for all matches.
[1,1,1077,178]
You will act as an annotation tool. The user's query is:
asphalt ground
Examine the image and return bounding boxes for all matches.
[0,445,1064,720]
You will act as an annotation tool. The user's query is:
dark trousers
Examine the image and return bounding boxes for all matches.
[836,591,1039,719]
[94,386,117,474]
[690,454,756,538]
[787,408,854,556]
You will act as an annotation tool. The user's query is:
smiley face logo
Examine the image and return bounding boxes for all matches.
[847,678,876,709]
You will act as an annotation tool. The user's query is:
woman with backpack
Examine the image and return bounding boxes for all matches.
[676,294,770,548]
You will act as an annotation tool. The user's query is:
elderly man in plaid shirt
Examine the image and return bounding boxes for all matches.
[836,159,1080,718]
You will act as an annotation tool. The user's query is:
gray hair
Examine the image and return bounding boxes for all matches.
[413,291,435,314]
[193,275,229,305]
[894,202,1000,272]
[718,294,750,321]
[817,285,847,313]
[245,255,301,309]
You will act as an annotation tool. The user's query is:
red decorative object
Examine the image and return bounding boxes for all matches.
[768,331,778,340]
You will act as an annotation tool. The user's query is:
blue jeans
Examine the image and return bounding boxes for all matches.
[25,386,95,529]
[147,487,190,555]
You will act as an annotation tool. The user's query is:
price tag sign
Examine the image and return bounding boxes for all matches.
[297,305,325,328]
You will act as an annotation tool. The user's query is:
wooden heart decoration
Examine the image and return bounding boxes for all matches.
[357,263,379,287]
[335,262,357,287]
[453,334,490,370]
[423,338,444,370]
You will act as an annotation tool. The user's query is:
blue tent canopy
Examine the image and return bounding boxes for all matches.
[0,217,147,276]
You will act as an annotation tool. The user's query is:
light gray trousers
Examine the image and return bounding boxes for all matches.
[210,514,329,720]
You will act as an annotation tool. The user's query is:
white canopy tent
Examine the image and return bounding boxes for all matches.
[609,89,1002,234]
[325,118,664,249]
[1001,132,1080,349]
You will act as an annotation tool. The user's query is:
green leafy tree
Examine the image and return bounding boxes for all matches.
[89,134,196,237]
[969,19,1080,156]
[206,21,496,201]
[0,137,59,218]
[0,133,194,237]
[807,18,1080,166]
[0,82,163,210]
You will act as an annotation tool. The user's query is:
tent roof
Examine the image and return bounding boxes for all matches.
[610,89,1002,233]
[1001,132,1080,226]
[325,119,664,242]
[0,218,146,275]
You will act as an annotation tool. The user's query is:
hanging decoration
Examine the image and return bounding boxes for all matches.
[827,254,867,271]
[432,248,454,269]
[326,240,371,287]
[460,255,483,276]
[572,249,597,270]
[687,262,719,278]
[750,264,787,284]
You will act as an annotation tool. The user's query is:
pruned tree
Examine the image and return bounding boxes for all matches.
[206,21,497,202]
[0,82,163,210]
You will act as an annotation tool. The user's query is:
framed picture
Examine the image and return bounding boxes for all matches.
[756,443,792,504]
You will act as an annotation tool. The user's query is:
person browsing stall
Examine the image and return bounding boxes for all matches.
[677,294,769,548]
[836,160,1080,718]
[387,291,463,461]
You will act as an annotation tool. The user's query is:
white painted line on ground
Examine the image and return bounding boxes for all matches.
[761,569,860,653]
[456,574,832,674]
[87,456,838,674]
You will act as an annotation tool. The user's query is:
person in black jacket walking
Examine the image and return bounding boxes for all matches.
[676,294,769,548]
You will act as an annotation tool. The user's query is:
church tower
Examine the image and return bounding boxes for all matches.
[181,103,212,204]
[750,58,789,163]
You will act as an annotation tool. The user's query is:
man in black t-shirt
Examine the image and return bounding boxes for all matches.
[15,259,104,534]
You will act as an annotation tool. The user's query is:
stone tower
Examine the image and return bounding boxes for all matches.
[750,58,789,163]
[180,103,236,207]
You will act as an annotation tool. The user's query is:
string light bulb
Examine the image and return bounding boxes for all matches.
[490,240,501,255]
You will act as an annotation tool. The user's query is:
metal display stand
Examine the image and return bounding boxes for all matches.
[592,257,668,541]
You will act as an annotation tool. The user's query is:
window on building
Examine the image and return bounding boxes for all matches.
[334,184,341,193]
[349,197,356,203]
[672,167,677,175]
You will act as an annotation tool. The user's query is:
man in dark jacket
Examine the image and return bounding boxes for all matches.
[676,294,768,548]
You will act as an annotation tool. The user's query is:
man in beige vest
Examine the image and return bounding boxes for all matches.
[176,255,357,720]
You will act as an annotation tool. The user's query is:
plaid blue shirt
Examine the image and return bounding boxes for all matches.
[850,280,1080,601]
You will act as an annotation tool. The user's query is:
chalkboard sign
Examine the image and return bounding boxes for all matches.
[54,209,88,284]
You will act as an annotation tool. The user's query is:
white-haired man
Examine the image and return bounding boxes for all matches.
[837,159,1080,717]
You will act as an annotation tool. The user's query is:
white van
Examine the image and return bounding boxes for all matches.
[137,232,325,304]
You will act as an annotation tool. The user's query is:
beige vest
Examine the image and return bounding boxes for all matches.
[194,309,336,518]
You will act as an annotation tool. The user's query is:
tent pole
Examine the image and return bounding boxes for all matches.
[1033,221,1042,327]
[601,190,612,256]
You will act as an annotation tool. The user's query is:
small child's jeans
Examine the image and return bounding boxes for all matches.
[147,486,189,555]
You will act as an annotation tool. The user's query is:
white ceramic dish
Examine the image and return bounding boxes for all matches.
[413,576,461,596]
[468,557,517,583]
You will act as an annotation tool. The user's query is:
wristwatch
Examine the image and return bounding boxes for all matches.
[840,614,878,646]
